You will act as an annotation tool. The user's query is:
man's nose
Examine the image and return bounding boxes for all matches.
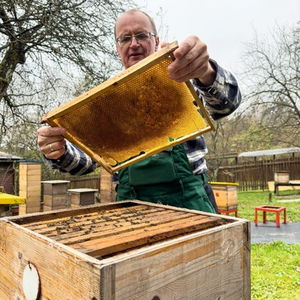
[129,36,139,47]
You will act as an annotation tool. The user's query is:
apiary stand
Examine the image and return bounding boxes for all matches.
[0,200,250,300]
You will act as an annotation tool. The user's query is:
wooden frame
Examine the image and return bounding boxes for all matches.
[42,42,215,174]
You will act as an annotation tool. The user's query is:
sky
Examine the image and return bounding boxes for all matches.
[135,0,300,75]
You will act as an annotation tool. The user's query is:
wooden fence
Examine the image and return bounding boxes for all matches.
[211,156,300,191]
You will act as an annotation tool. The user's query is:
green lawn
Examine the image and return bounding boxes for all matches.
[235,190,300,299]
[251,241,300,300]
[237,190,300,222]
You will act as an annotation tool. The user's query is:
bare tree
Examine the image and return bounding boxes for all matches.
[0,0,135,133]
[242,24,300,147]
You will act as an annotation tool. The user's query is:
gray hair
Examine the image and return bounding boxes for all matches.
[114,9,158,38]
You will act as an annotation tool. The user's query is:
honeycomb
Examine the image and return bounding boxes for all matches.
[42,43,214,172]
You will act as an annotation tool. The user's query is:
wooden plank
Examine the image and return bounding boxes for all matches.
[19,182,41,191]
[43,194,69,207]
[103,221,250,300]
[0,220,101,300]
[43,205,69,211]
[52,210,197,245]
[9,201,140,225]
[21,204,154,229]
[26,206,166,234]
[43,182,69,195]
[100,168,116,203]
[71,215,223,257]
[18,205,41,215]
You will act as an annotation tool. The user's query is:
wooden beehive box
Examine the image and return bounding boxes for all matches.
[68,188,98,207]
[42,180,70,211]
[210,182,239,210]
[0,201,250,300]
[19,162,42,214]
[274,171,289,183]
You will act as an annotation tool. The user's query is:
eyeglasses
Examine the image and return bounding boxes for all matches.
[116,32,156,47]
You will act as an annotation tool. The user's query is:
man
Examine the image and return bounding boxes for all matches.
[37,9,241,214]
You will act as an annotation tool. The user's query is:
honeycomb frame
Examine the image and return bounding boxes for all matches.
[42,42,215,173]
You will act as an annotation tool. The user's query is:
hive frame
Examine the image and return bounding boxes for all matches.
[42,42,215,173]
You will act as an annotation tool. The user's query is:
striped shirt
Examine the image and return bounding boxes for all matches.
[48,60,241,178]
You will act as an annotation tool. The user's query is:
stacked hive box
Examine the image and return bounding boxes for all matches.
[0,200,250,300]
[210,182,239,211]
[68,188,98,208]
[42,180,70,211]
[19,162,42,215]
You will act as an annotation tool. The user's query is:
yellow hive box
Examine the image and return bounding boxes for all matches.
[210,182,239,210]
[42,42,214,173]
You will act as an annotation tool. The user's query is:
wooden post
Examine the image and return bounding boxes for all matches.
[99,168,116,203]
[19,162,42,215]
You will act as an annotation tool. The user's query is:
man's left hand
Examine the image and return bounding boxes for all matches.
[163,36,216,86]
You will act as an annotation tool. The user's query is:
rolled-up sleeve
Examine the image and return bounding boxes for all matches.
[47,141,98,175]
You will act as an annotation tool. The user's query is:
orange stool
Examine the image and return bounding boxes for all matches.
[219,208,238,217]
[254,205,287,227]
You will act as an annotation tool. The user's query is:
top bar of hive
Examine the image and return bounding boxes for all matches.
[42,42,215,173]
[13,201,231,259]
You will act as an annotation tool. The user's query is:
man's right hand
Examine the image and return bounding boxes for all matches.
[37,127,66,160]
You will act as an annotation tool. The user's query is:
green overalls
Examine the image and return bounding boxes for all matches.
[116,144,216,213]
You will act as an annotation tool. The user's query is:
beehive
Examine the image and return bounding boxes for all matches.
[0,201,250,300]
[42,180,70,211]
[210,182,239,211]
[42,42,214,174]
[19,162,42,214]
[274,171,289,183]
[68,188,98,207]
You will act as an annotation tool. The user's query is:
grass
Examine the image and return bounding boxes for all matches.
[235,190,300,299]
[251,241,300,300]
[237,190,300,222]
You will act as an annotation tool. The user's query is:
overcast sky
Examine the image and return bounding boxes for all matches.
[135,0,300,75]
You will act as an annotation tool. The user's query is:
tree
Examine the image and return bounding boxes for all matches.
[0,0,134,133]
[241,24,300,147]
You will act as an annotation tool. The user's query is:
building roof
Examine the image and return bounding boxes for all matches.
[238,147,300,158]
[0,151,22,161]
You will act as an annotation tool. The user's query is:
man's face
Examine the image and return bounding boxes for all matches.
[115,12,159,69]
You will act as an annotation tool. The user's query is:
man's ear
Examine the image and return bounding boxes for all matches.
[155,36,160,51]
[116,46,121,58]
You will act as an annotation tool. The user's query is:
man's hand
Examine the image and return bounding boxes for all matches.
[161,36,216,86]
[37,127,66,160]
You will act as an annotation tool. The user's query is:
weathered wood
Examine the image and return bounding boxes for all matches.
[42,180,70,211]
[68,188,98,207]
[100,168,116,203]
[19,162,42,214]
[0,200,250,300]
[0,221,101,300]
